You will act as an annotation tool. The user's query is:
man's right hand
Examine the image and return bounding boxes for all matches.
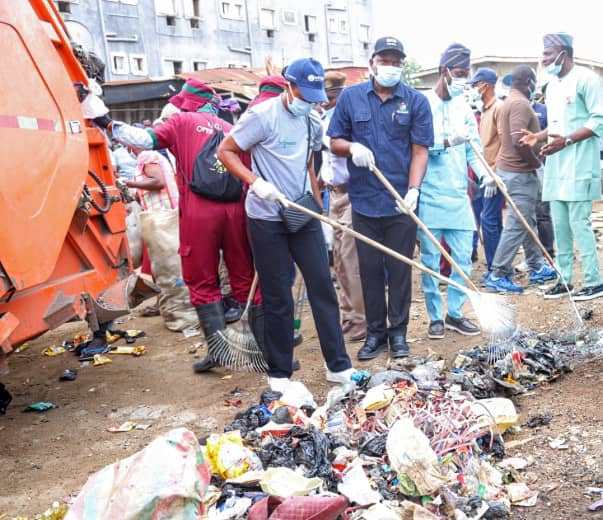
[250,178,284,202]
[350,142,375,169]
[482,176,498,198]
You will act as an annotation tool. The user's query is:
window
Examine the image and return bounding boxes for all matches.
[129,54,148,76]
[328,17,337,32]
[155,0,176,16]
[184,0,201,27]
[260,8,276,29]
[221,1,245,20]
[162,58,183,76]
[304,14,317,34]
[339,19,348,34]
[110,52,129,75]
[359,23,370,42]
[166,15,176,25]
[282,9,296,25]
[192,60,207,71]
[57,1,71,13]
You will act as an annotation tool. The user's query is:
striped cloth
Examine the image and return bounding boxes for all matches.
[134,151,179,211]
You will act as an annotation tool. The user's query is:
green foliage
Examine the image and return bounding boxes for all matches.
[402,58,423,87]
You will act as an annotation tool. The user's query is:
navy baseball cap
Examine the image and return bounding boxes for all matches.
[372,36,406,59]
[468,67,498,85]
[283,58,328,103]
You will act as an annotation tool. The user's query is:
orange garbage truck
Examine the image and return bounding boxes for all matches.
[0,0,156,369]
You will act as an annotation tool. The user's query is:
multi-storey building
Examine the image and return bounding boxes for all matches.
[55,0,374,81]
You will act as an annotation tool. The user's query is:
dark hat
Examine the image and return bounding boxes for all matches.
[169,78,217,112]
[467,67,497,85]
[248,75,286,108]
[502,74,512,87]
[440,43,471,69]
[543,32,573,49]
[510,65,537,86]
[283,58,328,103]
[372,36,406,59]
[324,71,347,90]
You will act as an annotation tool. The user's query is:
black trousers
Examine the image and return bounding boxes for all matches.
[248,218,352,378]
[352,211,417,338]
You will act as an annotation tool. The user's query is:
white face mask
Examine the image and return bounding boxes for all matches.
[446,68,466,97]
[546,51,564,76]
[375,65,402,87]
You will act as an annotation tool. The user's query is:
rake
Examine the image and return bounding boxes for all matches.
[280,198,516,339]
[207,272,269,372]
[370,165,480,292]
[466,139,583,330]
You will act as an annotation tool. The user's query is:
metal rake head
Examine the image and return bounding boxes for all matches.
[206,329,268,372]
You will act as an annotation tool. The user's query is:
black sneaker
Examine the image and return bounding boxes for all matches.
[357,335,388,361]
[444,315,480,336]
[572,283,603,301]
[193,357,217,373]
[428,320,445,339]
[389,336,409,358]
[543,283,573,299]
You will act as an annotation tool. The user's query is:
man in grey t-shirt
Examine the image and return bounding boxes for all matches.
[218,58,354,392]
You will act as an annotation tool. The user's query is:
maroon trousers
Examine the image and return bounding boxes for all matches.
[178,193,260,306]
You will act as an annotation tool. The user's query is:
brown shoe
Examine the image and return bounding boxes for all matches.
[348,323,367,341]
[341,321,353,334]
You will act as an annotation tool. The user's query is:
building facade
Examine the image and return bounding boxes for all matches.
[55,0,374,81]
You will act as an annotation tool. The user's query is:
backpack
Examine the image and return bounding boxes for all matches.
[188,130,242,202]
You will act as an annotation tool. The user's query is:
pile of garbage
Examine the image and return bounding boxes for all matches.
[63,328,600,519]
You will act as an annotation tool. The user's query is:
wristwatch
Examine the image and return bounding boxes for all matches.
[564,136,574,147]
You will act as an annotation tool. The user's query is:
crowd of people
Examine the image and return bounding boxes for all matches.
[94,31,603,393]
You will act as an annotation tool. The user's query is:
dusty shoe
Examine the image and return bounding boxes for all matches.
[428,320,445,339]
[357,335,388,361]
[293,332,303,347]
[543,283,573,299]
[193,357,217,373]
[444,315,480,336]
[389,336,409,358]
[572,283,603,301]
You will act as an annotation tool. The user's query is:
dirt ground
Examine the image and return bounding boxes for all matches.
[1,250,603,518]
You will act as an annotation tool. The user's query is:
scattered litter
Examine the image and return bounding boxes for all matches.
[107,421,137,432]
[204,430,262,479]
[526,411,552,428]
[183,326,201,338]
[109,345,147,356]
[23,402,56,412]
[15,341,30,353]
[548,436,569,450]
[224,399,243,408]
[221,374,233,380]
[59,369,78,381]
[42,345,66,356]
[93,354,112,366]
[260,467,323,498]
[506,482,538,506]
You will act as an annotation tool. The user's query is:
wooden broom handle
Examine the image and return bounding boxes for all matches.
[467,139,557,269]
[371,165,478,291]
[282,199,468,294]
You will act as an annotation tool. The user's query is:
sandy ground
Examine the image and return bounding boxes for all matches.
[1,247,603,518]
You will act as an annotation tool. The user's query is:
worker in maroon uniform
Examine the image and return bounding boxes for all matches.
[108,79,260,374]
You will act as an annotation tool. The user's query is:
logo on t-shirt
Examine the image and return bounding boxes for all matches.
[278,139,297,148]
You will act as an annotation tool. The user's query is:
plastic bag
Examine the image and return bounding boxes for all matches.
[248,495,348,520]
[470,398,518,434]
[337,459,382,505]
[125,201,142,268]
[260,467,323,498]
[65,428,210,520]
[291,426,336,480]
[140,209,199,331]
[205,430,262,480]
[358,432,387,458]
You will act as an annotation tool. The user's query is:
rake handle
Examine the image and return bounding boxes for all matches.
[241,271,259,318]
[282,199,468,294]
[371,165,479,291]
[467,139,557,269]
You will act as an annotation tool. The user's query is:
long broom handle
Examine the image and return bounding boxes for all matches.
[467,139,557,269]
[281,199,469,295]
[241,271,259,318]
[371,165,478,291]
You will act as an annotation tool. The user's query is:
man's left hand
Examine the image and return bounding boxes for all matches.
[395,187,420,214]
[540,133,565,156]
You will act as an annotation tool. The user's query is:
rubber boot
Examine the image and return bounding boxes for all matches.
[193,301,226,373]
[250,304,300,372]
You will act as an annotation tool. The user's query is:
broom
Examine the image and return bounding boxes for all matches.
[206,272,269,372]
[280,198,516,338]
[465,139,582,328]
[370,165,480,292]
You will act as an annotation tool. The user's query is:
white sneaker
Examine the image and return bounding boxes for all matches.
[514,260,529,273]
[268,377,291,393]
[326,368,356,384]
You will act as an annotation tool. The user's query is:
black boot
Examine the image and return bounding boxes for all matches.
[193,301,226,373]
[250,304,300,372]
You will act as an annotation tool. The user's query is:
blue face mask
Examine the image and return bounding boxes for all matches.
[446,68,466,97]
[375,65,402,88]
[287,86,314,117]
[546,51,564,76]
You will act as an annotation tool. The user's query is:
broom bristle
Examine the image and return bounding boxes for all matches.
[468,290,516,340]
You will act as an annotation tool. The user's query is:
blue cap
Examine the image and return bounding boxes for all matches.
[467,67,498,85]
[502,74,512,87]
[283,58,328,103]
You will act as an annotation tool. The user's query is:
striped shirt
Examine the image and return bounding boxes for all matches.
[135,151,179,211]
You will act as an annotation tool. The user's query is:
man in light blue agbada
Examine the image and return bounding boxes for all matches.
[521,33,603,301]
[419,43,492,340]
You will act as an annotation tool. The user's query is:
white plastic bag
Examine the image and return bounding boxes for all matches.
[125,201,142,268]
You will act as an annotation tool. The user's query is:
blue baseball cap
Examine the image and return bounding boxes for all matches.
[468,67,498,85]
[283,58,328,103]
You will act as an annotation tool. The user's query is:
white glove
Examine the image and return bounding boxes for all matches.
[448,133,467,147]
[482,176,498,198]
[350,142,375,169]
[250,178,284,202]
[395,187,420,214]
